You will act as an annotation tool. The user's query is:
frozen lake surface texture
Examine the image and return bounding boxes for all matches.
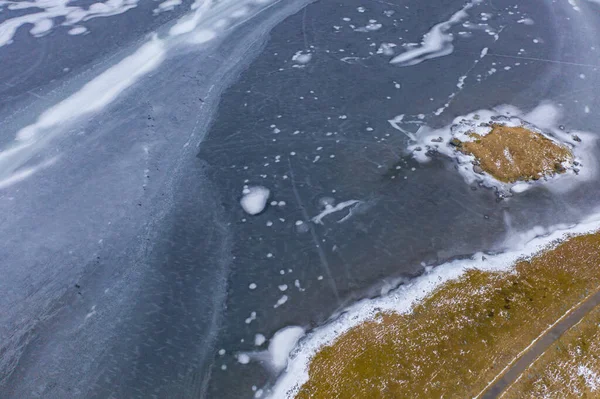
[1,0,600,398]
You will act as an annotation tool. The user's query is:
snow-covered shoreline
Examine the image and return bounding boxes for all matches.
[265,212,600,399]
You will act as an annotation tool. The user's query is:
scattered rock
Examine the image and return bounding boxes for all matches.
[431,137,444,143]
[449,138,462,147]
[473,165,484,175]
[572,134,581,142]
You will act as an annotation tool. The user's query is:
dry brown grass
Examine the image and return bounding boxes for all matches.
[457,124,572,183]
[296,233,600,399]
[503,302,600,398]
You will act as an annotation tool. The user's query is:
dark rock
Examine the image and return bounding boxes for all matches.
[450,138,462,147]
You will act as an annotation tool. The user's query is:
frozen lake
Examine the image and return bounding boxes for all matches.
[1,0,600,397]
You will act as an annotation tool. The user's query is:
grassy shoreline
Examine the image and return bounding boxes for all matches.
[295,232,600,399]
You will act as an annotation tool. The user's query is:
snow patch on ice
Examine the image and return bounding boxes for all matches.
[154,0,182,14]
[354,22,382,32]
[240,186,270,215]
[312,200,362,224]
[390,1,475,66]
[255,334,266,346]
[0,0,141,47]
[274,295,288,308]
[237,353,251,364]
[268,326,305,373]
[292,51,313,65]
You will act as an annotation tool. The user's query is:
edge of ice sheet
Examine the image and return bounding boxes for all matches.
[389,0,477,66]
[0,0,279,189]
[404,102,598,195]
[265,212,600,398]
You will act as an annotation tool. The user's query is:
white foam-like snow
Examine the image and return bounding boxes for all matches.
[154,0,182,14]
[67,25,88,35]
[312,200,362,224]
[266,214,600,398]
[405,102,597,195]
[273,295,288,308]
[292,51,312,64]
[237,353,251,364]
[240,186,270,215]
[377,43,396,56]
[268,326,305,373]
[390,1,475,66]
[187,29,217,44]
[255,333,266,346]
[0,0,141,47]
[354,23,382,32]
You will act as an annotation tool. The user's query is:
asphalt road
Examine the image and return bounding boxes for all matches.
[481,288,600,399]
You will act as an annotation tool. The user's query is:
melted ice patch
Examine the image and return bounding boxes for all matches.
[390,1,475,66]
[266,215,600,398]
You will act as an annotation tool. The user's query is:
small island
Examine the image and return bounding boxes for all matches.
[453,123,573,183]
